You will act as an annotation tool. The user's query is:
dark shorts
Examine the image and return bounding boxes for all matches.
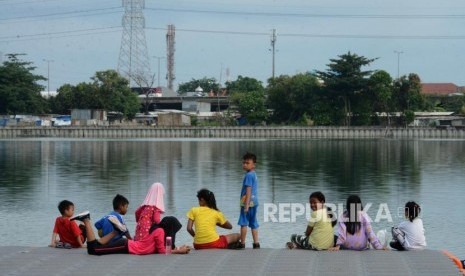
[87,239,129,256]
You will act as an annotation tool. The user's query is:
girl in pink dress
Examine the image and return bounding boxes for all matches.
[134,182,165,241]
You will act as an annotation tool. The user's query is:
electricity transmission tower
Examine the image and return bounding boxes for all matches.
[118,0,151,86]
[166,24,175,90]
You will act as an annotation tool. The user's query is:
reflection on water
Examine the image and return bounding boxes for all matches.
[0,138,464,256]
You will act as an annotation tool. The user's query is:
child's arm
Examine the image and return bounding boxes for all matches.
[243,186,252,213]
[187,219,195,237]
[363,214,385,250]
[76,235,85,248]
[152,208,161,224]
[49,232,58,247]
[218,221,232,230]
[124,231,132,240]
[305,225,313,237]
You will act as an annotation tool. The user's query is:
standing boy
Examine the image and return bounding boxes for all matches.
[50,200,86,248]
[94,194,132,243]
[238,152,260,249]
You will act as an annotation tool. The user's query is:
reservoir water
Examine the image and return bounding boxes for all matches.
[0,138,464,257]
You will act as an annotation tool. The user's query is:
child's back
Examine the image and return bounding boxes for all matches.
[390,201,426,251]
[397,217,426,250]
[308,208,334,250]
[50,200,85,248]
[94,194,130,242]
[134,183,165,241]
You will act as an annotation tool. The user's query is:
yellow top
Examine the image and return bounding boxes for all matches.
[308,208,334,250]
[186,206,227,244]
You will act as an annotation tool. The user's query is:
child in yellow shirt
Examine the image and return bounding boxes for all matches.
[287,191,335,250]
[186,189,241,249]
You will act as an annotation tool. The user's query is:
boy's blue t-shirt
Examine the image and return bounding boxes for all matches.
[240,170,259,206]
[94,211,125,242]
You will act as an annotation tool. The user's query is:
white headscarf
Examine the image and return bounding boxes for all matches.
[140,182,165,212]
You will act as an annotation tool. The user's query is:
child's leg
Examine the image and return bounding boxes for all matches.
[291,234,313,249]
[82,219,97,242]
[82,218,117,245]
[240,226,247,245]
[389,241,405,251]
[225,233,241,244]
[251,229,259,244]
[249,206,259,246]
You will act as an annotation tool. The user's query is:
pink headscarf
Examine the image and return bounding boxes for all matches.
[140,182,165,212]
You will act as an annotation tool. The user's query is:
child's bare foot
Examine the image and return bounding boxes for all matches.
[286,242,296,249]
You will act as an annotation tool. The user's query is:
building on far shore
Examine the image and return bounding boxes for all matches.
[421,83,464,96]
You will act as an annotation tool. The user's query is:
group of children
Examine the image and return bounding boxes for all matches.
[51,151,431,256]
[287,192,427,252]
[50,152,260,255]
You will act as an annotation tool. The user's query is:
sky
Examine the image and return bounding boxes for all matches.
[1,0,465,92]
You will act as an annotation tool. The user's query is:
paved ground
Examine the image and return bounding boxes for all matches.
[0,246,460,276]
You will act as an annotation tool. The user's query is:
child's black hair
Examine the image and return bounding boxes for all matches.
[58,200,74,215]
[113,194,129,210]
[309,191,325,203]
[242,152,257,163]
[197,189,218,211]
[345,195,363,235]
[405,201,421,222]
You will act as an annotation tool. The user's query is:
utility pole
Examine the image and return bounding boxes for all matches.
[153,56,165,87]
[43,59,54,92]
[394,50,403,79]
[166,24,176,90]
[270,29,277,79]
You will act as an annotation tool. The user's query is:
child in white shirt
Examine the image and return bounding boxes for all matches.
[390,201,426,250]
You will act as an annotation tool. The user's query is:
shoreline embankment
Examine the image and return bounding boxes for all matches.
[1,126,465,139]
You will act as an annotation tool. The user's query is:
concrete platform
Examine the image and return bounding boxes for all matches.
[0,246,460,276]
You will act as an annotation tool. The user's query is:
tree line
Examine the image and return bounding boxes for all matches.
[1,52,464,125]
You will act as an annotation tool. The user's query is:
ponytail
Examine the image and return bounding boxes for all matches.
[197,189,218,211]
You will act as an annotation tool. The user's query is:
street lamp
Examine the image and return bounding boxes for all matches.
[152,56,165,87]
[43,59,54,93]
[394,50,403,79]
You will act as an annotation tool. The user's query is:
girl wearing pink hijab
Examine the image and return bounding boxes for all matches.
[134,182,165,241]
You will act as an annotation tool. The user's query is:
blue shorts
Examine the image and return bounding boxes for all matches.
[238,206,259,229]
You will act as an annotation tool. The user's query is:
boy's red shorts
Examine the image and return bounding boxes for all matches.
[193,235,228,249]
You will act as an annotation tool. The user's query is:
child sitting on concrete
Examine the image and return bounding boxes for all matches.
[94,194,132,243]
[49,200,86,248]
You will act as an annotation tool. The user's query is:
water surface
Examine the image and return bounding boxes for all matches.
[0,138,464,257]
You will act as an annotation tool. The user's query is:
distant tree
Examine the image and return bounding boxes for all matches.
[0,54,47,114]
[231,91,268,125]
[267,73,322,124]
[52,70,139,119]
[225,75,264,94]
[392,73,425,125]
[178,77,219,94]
[316,52,377,126]
[132,71,156,114]
[424,94,465,113]
[367,70,394,125]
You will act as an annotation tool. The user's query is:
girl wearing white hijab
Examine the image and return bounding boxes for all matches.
[134,183,165,241]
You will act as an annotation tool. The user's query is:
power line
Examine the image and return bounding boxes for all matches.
[0,6,122,22]
[148,27,465,40]
[2,25,465,43]
[145,7,465,19]
[0,26,121,42]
